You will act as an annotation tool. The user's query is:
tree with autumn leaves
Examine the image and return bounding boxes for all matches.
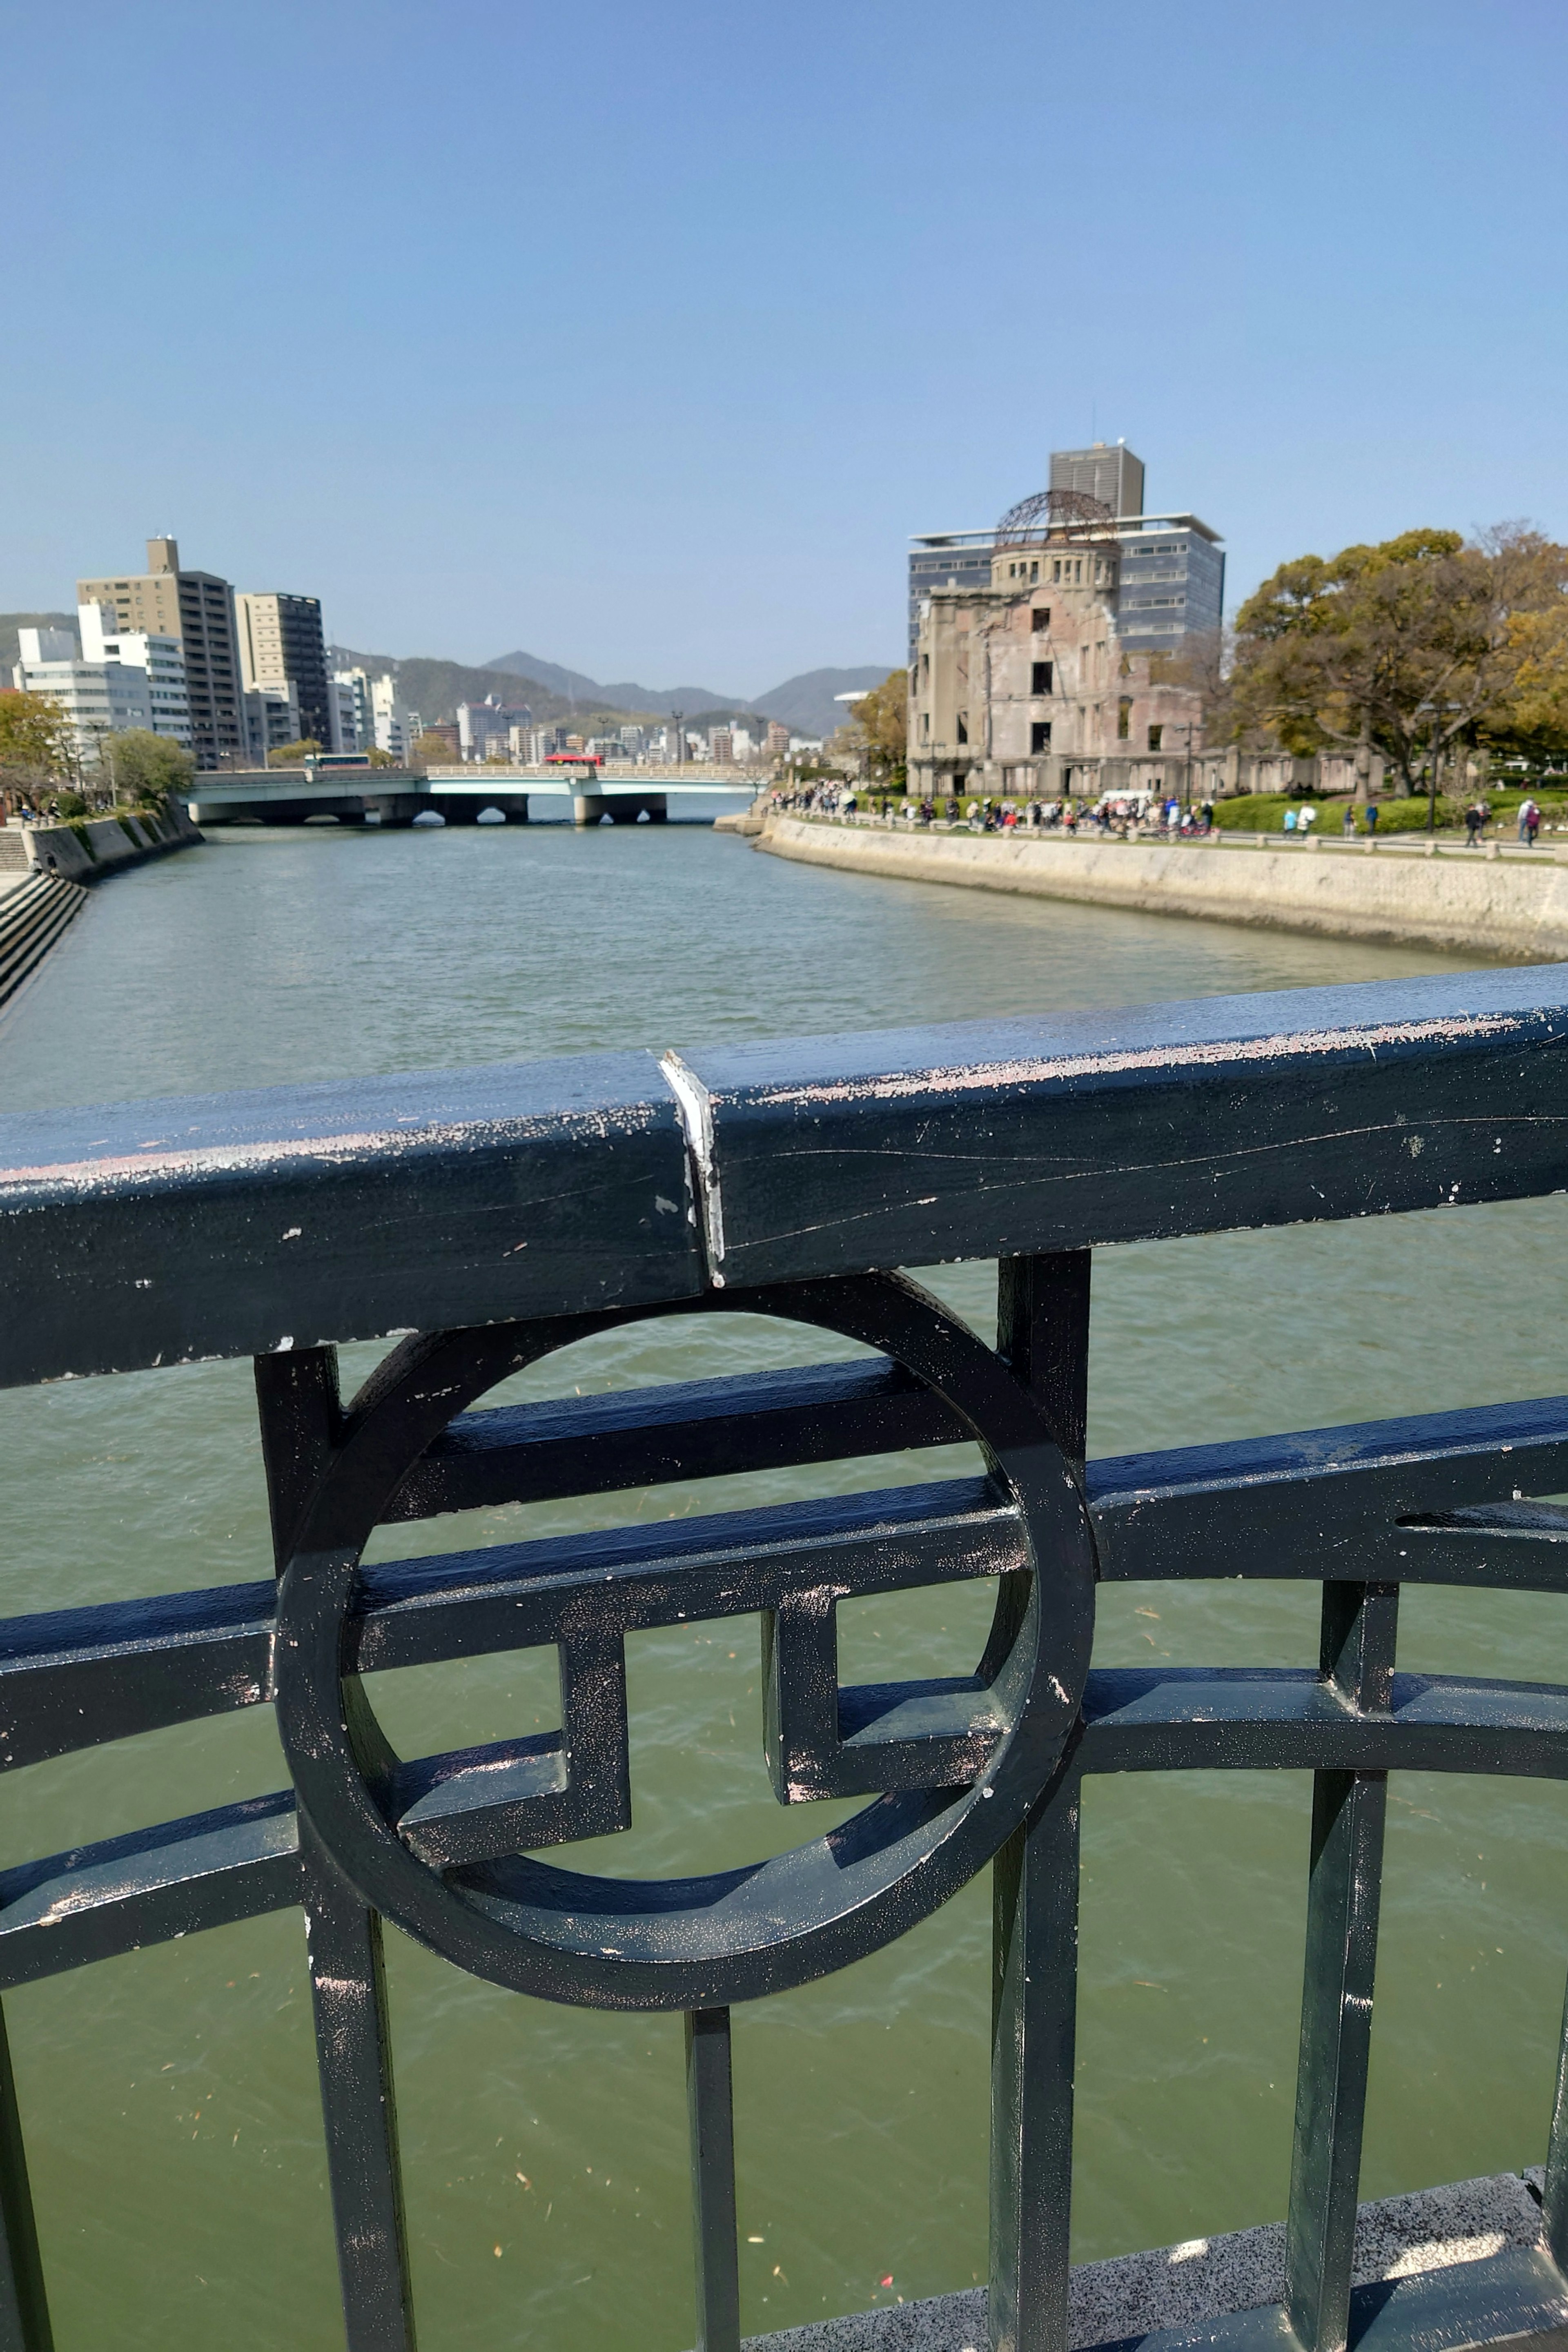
[1228,525,1568,795]
[846,670,908,781]
[0,690,75,805]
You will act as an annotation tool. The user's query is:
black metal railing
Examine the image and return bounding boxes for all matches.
[2,964,1568,2352]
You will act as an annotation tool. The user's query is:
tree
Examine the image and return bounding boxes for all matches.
[1472,533,1568,767]
[849,670,909,778]
[1230,526,1568,796]
[412,733,455,765]
[267,738,323,767]
[0,692,74,798]
[107,731,195,806]
[364,744,395,767]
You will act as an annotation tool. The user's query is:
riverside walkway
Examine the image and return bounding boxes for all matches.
[752,811,1568,961]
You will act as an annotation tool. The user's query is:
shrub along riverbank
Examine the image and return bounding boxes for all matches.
[1212,789,1568,836]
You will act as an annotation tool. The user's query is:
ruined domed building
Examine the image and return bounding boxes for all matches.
[907,486,1224,804]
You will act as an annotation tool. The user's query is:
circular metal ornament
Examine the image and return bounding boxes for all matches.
[274,1273,1096,2010]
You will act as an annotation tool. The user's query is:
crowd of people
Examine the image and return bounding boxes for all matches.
[767,787,1218,837]
[767,783,1557,847]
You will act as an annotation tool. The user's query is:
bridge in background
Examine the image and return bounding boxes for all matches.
[187,766,759,830]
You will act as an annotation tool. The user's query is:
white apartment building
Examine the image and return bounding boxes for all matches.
[13,625,154,768]
[78,603,191,744]
[371,674,418,760]
[327,678,362,754]
[331,669,374,755]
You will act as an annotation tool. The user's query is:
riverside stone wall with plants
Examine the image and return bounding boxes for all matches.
[19,802,203,883]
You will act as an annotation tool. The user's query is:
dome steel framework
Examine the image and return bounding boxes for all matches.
[993,486,1114,548]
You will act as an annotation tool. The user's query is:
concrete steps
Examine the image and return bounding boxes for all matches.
[0,873,89,1007]
[0,830,31,873]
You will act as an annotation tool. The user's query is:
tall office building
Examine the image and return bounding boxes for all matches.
[78,539,244,766]
[908,443,1222,659]
[1048,441,1145,518]
[235,592,331,748]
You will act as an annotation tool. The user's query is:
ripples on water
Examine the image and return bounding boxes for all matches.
[0,816,1564,2350]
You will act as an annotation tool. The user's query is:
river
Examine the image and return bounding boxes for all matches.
[0,811,1564,2351]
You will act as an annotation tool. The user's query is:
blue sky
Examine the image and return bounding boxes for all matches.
[2,0,1563,696]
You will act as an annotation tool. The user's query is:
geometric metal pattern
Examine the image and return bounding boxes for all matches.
[272,1271,1097,2013]
[2,974,1568,2352]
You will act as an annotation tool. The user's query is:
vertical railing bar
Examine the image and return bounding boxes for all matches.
[989,1250,1091,2352]
[253,1346,342,1575]
[1541,1971,1568,2272]
[996,1251,1091,1468]
[990,1763,1082,2352]
[0,1998,51,2352]
[303,1829,418,2352]
[259,1348,418,2341]
[1283,1581,1399,2352]
[685,2007,741,2352]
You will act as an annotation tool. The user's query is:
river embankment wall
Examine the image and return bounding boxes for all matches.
[754,815,1568,962]
[0,873,89,1007]
[17,802,204,884]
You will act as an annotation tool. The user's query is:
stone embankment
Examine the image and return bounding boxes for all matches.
[753,814,1568,962]
[0,871,88,1007]
[15,802,203,884]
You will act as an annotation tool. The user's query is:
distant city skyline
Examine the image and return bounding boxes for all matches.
[1,0,1563,694]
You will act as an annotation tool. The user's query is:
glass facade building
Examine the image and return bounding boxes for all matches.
[907,514,1223,660]
[1111,519,1225,652]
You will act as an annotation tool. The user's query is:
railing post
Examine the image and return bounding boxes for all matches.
[253,1346,341,1572]
[990,1252,1091,2352]
[0,2001,51,2352]
[685,2008,741,2352]
[303,1831,417,2352]
[1543,1972,1568,2272]
[1284,1581,1398,2352]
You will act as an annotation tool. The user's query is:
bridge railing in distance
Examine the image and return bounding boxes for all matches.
[2,965,1568,2352]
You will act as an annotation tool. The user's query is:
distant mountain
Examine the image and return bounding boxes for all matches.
[8,617,897,745]
[485,653,898,740]
[749,666,896,740]
[486,651,740,718]
[0,613,78,672]
[328,647,644,728]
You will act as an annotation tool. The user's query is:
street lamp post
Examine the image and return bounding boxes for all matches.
[1418,703,1462,833]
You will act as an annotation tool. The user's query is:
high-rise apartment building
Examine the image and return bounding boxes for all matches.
[78,539,244,766]
[235,592,331,749]
[1048,441,1146,518]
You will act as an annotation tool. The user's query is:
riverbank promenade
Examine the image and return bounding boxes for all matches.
[753,811,1568,961]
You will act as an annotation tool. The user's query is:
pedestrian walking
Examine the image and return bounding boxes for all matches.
[1465,800,1486,847]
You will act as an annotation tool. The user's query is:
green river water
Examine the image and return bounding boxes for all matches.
[0,810,1564,2350]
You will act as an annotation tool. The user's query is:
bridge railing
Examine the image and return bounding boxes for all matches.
[2,966,1568,2351]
